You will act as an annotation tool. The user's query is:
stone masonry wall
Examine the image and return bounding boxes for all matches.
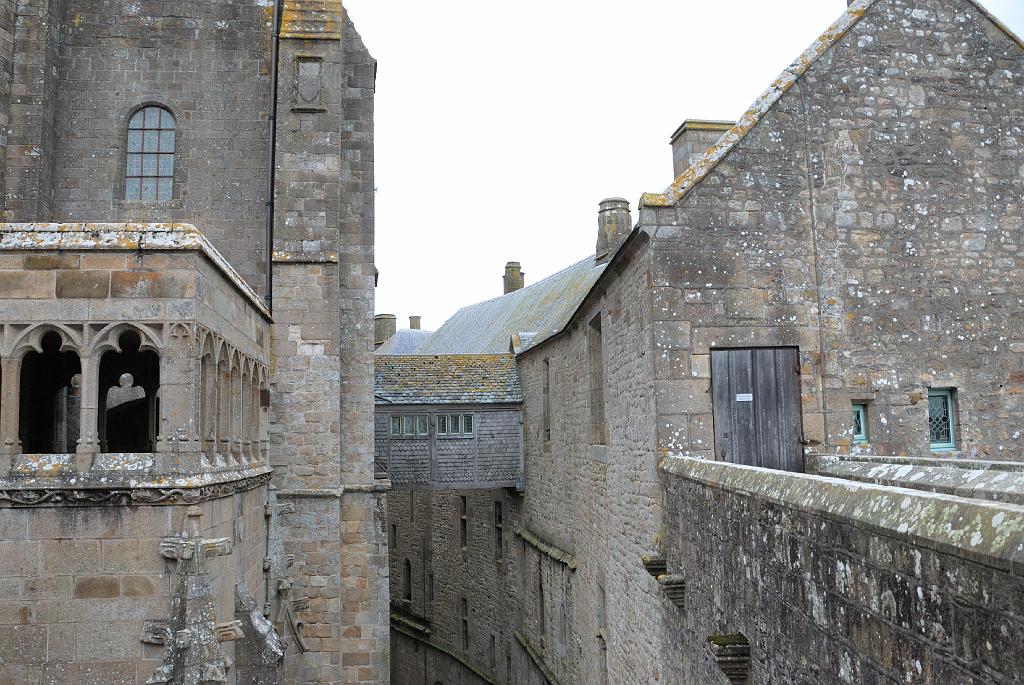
[388,487,520,685]
[639,0,1024,461]
[0,486,268,685]
[514,242,662,684]
[660,456,1024,684]
[269,8,387,684]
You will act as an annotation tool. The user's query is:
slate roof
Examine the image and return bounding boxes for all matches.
[375,329,434,355]
[374,354,522,405]
[416,255,606,355]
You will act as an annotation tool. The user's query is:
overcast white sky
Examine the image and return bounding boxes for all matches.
[346,0,1024,332]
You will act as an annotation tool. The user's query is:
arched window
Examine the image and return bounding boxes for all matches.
[125,105,175,201]
[99,331,160,452]
[20,331,81,454]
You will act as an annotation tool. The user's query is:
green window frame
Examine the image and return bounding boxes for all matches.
[928,389,956,451]
[852,403,868,444]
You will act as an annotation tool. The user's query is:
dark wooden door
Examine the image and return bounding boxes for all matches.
[711,347,803,472]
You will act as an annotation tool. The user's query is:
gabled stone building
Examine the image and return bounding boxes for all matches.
[0,1,388,684]
[383,0,1024,683]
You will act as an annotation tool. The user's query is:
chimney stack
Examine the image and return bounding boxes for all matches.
[373,314,396,348]
[595,198,632,264]
[503,262,525,294]
[669,120,735,178]
[409,316,421,330]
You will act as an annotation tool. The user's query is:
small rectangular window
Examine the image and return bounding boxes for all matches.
[461,597,470,650]
[543,358,551,441]
[589,314,606,445]
[437,415,448,435]
[489,634,496,669]
[462,414,473,434]
[494,501,504,561]
[450,414,461,434]
[459,495,468,548]
[428,573,434,603]
[416,415,429,436]
[390,524,396,548]
[403,416,415,435]
[390,416,401,436]
[852,403,868,444]
[928,389,956,451]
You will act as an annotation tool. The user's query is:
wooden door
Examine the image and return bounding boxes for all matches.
[711,347,803,472]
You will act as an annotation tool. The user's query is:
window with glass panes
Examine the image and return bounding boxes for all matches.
[389,415,429,437]
[436,413,474,436]
[852,403,868,443]
[928,389,956,450]
[125,106,176,201]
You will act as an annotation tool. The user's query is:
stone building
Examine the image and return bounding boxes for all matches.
[384,0,1024,683]
[0,1,388,684]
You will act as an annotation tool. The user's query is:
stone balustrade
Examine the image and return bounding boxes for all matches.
[0,223,271,490]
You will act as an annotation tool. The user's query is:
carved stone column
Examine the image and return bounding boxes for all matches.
[74,353,100,468]
[157,325,201,472]
[0,356,21,471]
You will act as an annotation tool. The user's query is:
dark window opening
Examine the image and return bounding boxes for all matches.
[19,332,81,454]
[459,495,468,548]
[494,501,504,561]
[461,597,470,650]
[99,331,160,452]
[543,358,551,441]
[588,314,606,445]
[403,558,412,602]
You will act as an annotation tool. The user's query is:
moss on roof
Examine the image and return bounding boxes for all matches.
[374,354,522,405]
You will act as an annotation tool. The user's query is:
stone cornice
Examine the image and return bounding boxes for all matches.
[0,468,272,507]
[0,223,270,320]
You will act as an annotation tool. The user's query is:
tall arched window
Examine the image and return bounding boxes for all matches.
[125,105,175,201]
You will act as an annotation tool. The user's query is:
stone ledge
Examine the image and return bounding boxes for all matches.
[516,528,577,571]
[808,454,1024,506]
[659,456,1024,575]
[0,467,272,506]
[0,223,270,319]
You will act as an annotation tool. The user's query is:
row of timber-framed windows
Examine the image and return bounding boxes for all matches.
[436,414,474,436]
[125,105,176,202]
[849,387,959,451]
[388,413,475,437]
[389,414,429,437]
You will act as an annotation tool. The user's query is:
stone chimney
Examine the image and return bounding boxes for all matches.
[409,316,421,330]
[669,120,735,178]
[503,262,525,294]
[373,314,396,348]
[595,198,632,264]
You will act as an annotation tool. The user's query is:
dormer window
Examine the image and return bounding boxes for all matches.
[125,106,176,201]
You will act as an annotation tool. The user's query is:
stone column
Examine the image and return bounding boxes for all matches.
[217,361,231,465]
[157,326,202,473]
[230,366,243,465]
[0,356,21,471]
[75,354,101,467]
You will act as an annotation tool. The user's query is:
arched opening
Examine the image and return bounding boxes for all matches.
[99,330,160,452]
[200,352,216,457]
[19,332,81,453]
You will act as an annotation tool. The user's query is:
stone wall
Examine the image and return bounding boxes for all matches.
[659,455,1024,684]
[638,0,1024,461]
[388,487,520,685]
[513,240,658,684]
[0,486,269,685]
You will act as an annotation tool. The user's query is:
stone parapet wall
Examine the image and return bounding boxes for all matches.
[0,485,269,685]
[660,455,1024,683]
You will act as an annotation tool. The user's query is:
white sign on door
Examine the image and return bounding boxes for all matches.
[735,393,753,402]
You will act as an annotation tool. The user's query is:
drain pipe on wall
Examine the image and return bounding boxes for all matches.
[265,0,284,313]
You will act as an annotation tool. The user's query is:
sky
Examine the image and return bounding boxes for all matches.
[346,0,1024,333]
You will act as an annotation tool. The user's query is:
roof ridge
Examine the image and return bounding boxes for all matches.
[447,254,597,313]
[640,0,878,208]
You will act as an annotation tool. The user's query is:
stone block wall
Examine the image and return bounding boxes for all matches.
[514,242,662,684]
[638,0,1024,460]
[388,488,520,685]
[659,456,1024,684]
[0,486,269,685]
